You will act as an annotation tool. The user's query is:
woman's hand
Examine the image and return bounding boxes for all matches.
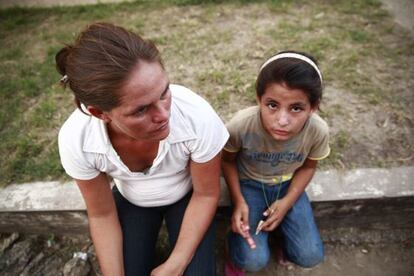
[231,201,256,249]
[259,198,291,232]
[151,261,184,276]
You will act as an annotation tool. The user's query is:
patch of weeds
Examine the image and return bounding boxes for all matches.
[2,136,41,183]
[334,129,350,150]
[302,37,338,58]
[163,0,267,5]
[150,35,170,46]
[0,7,49,32]
[33,100,58,128]
[0,137,64,185]
[229,71,248,93]
[325,50,359,83]
[0,47,23,61]
[198,70,225,84]
[323,129,350,168]
[333,0,382,16]
[372,158,387,168]
[21,78,42,98]
[213,90,231,109]
[348,30,371,43]
[55,3,116,21]
[245,81,257,103]
[319,104,343,120]
[31,141,65,182]
[275,21,303,37]
[268,0,296,11]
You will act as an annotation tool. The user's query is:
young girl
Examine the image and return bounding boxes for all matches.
[222,51,330,274]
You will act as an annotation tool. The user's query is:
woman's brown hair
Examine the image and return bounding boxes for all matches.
[55,22,162,112]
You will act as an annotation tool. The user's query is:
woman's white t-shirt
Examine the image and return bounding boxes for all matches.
[58,84,229,207]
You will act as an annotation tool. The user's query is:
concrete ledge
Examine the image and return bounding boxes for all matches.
[1,167,413,234]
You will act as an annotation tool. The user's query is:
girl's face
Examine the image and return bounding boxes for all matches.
[101,61,172,141]
[258,82,315,141]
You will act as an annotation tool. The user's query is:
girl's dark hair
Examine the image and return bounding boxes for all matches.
[55,22,162,112]
[256,51,322,108]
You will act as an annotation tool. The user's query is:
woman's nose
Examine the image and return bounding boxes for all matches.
[152,103,169,123]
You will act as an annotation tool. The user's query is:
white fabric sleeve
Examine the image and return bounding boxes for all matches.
[58,125,100,180]
[186,99,229,164]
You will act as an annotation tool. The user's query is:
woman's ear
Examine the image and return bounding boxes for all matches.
[87,106,111,123]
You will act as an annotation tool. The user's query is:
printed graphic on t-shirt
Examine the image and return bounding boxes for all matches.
[245,151,304,167]
[240,132,305,177]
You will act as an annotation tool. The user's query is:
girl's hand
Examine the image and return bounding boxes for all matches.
[260,198,291,232]
[231,201,256,249]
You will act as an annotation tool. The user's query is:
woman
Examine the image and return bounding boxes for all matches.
[56,22,229,276]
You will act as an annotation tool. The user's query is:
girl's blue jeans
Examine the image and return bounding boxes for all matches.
[228,179,324,271]
[112,187,216,276]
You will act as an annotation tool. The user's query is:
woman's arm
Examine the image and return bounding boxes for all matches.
[75,173,124,276]
[260,158,318,232]
[151,153,221,276]
[222,150,256,249]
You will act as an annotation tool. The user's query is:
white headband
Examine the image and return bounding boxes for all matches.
[259,52,323,83]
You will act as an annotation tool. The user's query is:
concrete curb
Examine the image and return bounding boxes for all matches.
[2,166,413,212]
[0,166,413,234]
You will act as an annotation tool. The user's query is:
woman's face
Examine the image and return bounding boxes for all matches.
[103,61,172,141]
[258,82,315,141]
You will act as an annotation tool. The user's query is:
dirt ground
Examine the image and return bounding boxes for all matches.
[1,222,413,276]
[213,216,414,276]
[230,243,414,276]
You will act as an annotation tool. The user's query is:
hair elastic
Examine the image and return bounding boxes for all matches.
[60,74,69,84]
[259,52,323,83]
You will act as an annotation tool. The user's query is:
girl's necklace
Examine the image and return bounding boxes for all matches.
[256,171,283,235]
[261,177,282,212]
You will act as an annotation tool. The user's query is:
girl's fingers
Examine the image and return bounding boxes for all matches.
[239,222,256,249]
[242,211,250,229]
[239,222,249,237]
[263,207,275,217]
[260,215,278,230]
[262,218,279,231]
[245,235,256,249]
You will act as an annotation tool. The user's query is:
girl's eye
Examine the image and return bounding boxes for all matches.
[291,106,303,113]
[267,102,278,110]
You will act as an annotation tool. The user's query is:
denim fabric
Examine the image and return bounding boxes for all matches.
[113,187,216,276]
[228,179,324,271]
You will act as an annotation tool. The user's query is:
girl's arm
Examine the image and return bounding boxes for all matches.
[222,150,256,249]
[75,173,124,276]
[151,153,221,276]
[222,150,244,207]
[260,158,318,232]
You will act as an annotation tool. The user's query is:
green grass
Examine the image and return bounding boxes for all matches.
[322,129,351,168]
[0,0,412,185]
